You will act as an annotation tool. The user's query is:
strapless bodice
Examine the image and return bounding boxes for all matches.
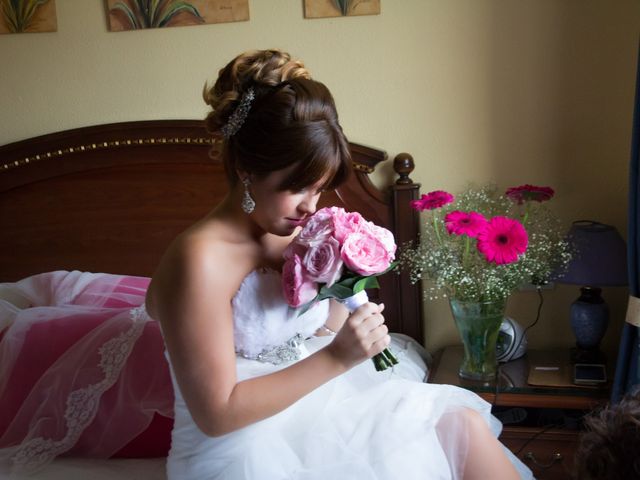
[231,269,329,361]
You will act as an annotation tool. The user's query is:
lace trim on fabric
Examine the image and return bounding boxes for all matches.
[237,333,304,365]
[9,306,148,474]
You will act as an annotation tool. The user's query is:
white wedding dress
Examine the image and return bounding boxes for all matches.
[163,269,533,480]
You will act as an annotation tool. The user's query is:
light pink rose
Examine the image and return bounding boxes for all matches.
[282,254,318,308]
[332,210,367,243]
[283,239,308,260]
[302,236,344,286]
[296,208,335,246]
[340,231,393,276]
[369,224,397,260]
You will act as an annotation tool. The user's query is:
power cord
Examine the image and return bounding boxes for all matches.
[514,422,561,456]
[515,285,545,360]
[494,285,545,406]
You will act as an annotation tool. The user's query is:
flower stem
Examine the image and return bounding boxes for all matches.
[373,354,388,371]
[463,236,470,265]
[373,348,398,372]
[433,213,443,245]
[373,347,398,371]
[522,203,530,226]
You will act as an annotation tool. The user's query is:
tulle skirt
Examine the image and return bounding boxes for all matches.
[0,271,173,477]
[166,336,533,480]
[0,271,532,479]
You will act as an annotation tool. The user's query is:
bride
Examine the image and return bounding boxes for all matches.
[143,49,532,480]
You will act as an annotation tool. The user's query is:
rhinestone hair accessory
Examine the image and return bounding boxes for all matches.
[221,87,255,139]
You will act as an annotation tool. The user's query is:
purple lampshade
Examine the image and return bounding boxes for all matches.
[557,220,628,287]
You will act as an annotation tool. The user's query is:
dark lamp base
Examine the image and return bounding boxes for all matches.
[570,286,609,352]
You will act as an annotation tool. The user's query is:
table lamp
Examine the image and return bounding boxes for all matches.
[556,221,628,363]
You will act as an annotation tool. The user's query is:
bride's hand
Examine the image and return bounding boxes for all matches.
[325,302,389,369]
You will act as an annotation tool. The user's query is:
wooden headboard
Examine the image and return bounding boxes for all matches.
[0,120,423,342]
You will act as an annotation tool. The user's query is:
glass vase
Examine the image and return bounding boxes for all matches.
[448,298,507,381]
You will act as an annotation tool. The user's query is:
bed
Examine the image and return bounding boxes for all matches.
[0,120,424,479]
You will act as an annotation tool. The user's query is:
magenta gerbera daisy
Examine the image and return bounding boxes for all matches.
[476,216,528,265]
[444,211,488,237]
[505,184,555,205]
[410,190,454,211]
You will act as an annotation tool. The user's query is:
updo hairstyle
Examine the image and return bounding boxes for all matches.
[203,49,351,192]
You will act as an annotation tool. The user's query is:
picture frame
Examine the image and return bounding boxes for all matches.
[0,0,57,35]
[105,0,249,31]
[303,0,380,19]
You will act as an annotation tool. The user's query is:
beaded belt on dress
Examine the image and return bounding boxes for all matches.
[237,334,304,365]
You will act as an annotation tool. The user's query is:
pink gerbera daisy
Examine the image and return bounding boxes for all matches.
[505,184,555,205]
[410,190,454,211]
[444,211,488,237]
[477,216,528,265]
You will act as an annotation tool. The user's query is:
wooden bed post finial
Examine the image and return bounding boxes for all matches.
[389,152,423,343]
[393,153,415,185]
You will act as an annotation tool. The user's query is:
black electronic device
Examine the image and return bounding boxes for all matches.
[573,363,607,385]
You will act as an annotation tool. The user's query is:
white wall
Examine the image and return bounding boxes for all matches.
[1,0,639,354]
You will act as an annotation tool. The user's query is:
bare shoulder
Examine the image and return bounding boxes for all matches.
[146,223,256,319]
[145,221,260,432]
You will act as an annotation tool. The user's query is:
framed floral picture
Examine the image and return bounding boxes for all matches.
[0,0,58,35]
[106,0,249,31]
[303,0,380,19]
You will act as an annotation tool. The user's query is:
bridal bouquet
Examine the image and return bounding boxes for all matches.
[399,184,572,302]
[282,206,399,371]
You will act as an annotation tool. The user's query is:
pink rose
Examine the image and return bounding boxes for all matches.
[340,231,393,276]
[283,239,308,260]
[332,210,367,243]
[296,208,335,246]
[368,224,397,259]
[282,254,318,307]
[302,236,344,286]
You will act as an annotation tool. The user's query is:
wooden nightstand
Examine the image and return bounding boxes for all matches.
[428,346,612,480]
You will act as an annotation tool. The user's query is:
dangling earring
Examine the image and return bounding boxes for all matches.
[241,177,256,214]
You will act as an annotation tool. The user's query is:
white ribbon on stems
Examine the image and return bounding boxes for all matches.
[339,290,398,371]
[339,290,369,312]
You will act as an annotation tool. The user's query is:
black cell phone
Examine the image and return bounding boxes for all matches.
[573,363,607,385]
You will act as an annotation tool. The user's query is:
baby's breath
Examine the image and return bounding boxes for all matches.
[399,184,572,303]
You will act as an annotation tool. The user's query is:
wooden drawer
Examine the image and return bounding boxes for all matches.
[500,427,578,480]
